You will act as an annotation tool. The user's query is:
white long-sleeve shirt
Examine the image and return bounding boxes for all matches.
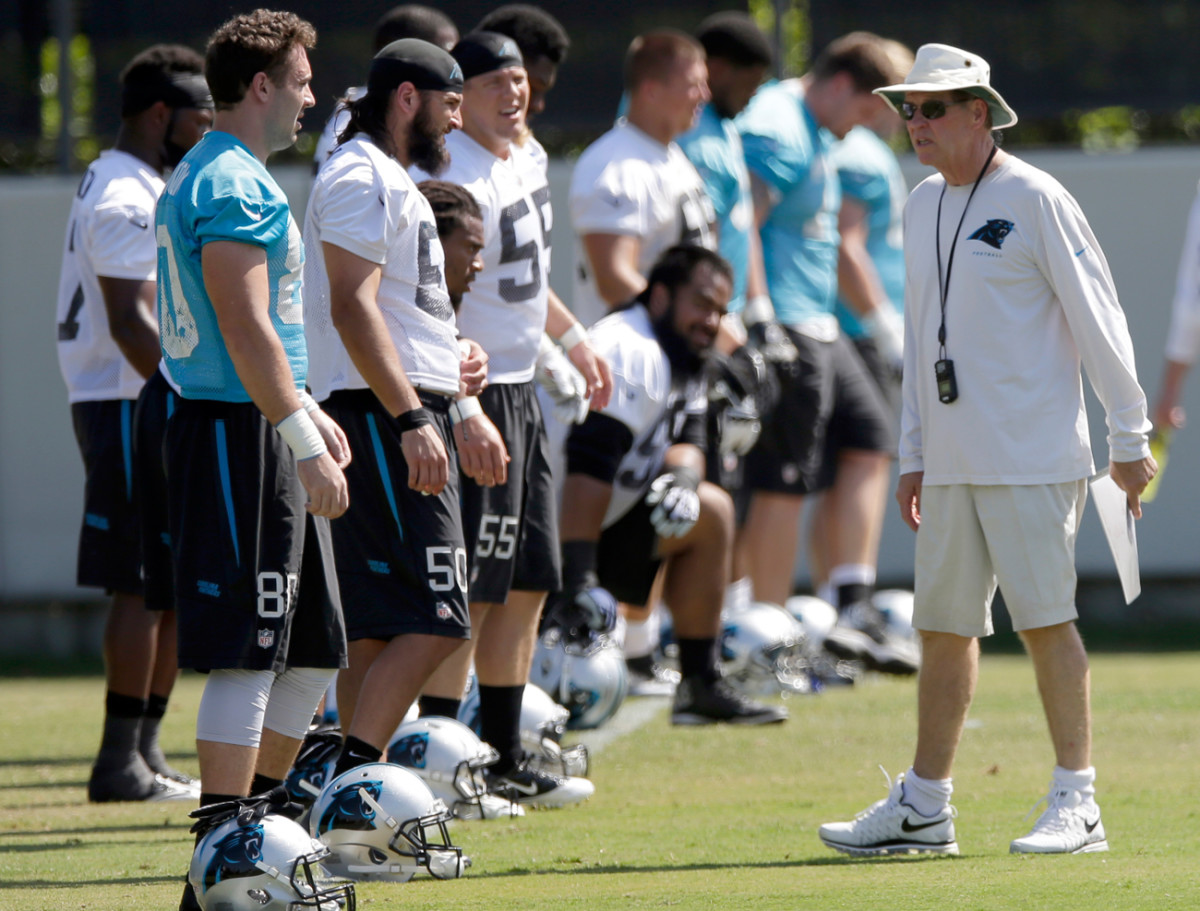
[1164,181,1200,364]
[899,154,1150,485]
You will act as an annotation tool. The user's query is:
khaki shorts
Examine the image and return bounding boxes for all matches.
[913,481,1086,637]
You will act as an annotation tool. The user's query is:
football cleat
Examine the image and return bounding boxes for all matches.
[670,675,788,726]
[1009,785,1108,854]
[89,762,196,803]
[823,601,920,675]
[818,771,958,857]
[485,757,595,809]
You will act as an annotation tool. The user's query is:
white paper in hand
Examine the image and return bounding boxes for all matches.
[1088,469,1140,604]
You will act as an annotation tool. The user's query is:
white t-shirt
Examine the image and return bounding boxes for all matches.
[414,132,551,383]
[586,304,707,527]
[900,154,1150,485]
[303,135,460,401]
[568,120,715,327]
[1164,180,1200,364]
[312,86,364,172]
[55,149,162,402]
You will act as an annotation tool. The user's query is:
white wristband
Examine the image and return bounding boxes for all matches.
[557,322,587,351]
[742,295,774,326]
[450,396,483,425]
[276,408,327,461]
[297,390,320,414]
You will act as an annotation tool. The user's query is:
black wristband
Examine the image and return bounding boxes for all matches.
[394,406,433,433]
[561,540,599,592]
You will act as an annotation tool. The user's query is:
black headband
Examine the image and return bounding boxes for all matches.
[452,31,524,81]
[368,38,464,96]
[122,72,213,117]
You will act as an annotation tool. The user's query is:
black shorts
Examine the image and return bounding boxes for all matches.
[851,336,901,420]
[165,398,347,672]
[461,382,562,603]
[133,371,178,611]
[597,498,661,607]
[745,331,893,495]
[71,398,142,594]
[816,336,898,488]
[322,389,470,642]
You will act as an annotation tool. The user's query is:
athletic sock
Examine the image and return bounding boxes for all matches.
[900,767,953,817]
[676,637,719,684]
[478,684,524,773]
[830,564,876,611]
[622,613,660,661]
[1052,765,1096,800]
[333,736,381,778]
[723,577,753,613]
[250,773,283,796]
[418,695,461,719]
[95,691,147,769]
[138,693,176,777]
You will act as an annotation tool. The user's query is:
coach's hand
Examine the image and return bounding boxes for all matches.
[1110,455,1158,519]
[402,424,449,496]
[645,466,702,539]
[298,453,349,518]
[896,470,923,532]
[454,414,509,487]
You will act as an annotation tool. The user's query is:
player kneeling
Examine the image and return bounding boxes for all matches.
[549,245,786,726]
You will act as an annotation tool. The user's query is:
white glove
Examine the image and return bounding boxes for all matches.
[719,403,761,457]
[534,334,589,424]
[644,467,701,538]
[862,305,904,371]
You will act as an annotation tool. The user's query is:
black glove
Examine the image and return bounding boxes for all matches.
[707,347,777,457]
[543,540,619,636]
[188,786,295,838]
[746,318,800,376]
[645,465,701,538]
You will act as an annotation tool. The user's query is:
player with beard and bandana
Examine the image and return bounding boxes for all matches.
[555,245,787,726]
[55,43,213,804]
[301,39,495,782]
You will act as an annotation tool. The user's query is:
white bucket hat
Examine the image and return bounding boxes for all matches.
[873,43,1017,129]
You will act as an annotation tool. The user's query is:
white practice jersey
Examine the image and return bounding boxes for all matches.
[55,150,162,402]
[312,85,364,172]
[569,120,716,327]
[415,132,551,383]
[303,135,460,401]
[586,304,707,527]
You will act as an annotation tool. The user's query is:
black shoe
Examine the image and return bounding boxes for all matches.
[824,601,920,675]
[88,760,195,803]
[671,676,788,726]
[179,879,201,911]
[485,759,595,808]
[625,653,680,696]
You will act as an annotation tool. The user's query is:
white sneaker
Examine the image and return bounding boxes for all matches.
[452,792,526,820]
[1010,785,1108,854]
[819,771,959,856]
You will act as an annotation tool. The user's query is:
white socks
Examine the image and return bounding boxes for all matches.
[901,767,954,817]
[1053,765,1097,800]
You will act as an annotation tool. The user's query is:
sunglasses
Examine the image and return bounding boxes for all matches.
[898,99,970,121]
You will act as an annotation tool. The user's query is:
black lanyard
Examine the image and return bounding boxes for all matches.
[935,145,998,358]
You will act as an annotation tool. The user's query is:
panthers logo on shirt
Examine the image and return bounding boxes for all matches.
[968,219,1015,250]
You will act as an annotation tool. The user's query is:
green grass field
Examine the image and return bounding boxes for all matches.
[3,653,1199,910]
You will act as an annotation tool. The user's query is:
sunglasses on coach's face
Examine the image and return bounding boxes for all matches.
[899,99,970,121]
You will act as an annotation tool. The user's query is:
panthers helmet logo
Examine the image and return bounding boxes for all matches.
[317,780,382,833]
[389,733,429,769]
[968,219,1015,250]
[202,824,265,890]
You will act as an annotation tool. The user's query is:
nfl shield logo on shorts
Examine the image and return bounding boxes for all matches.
[436,602,452,620]
[257,628,275,648]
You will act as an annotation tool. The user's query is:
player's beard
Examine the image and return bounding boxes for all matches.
[408,104,450,176]
[652,304,708,380]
